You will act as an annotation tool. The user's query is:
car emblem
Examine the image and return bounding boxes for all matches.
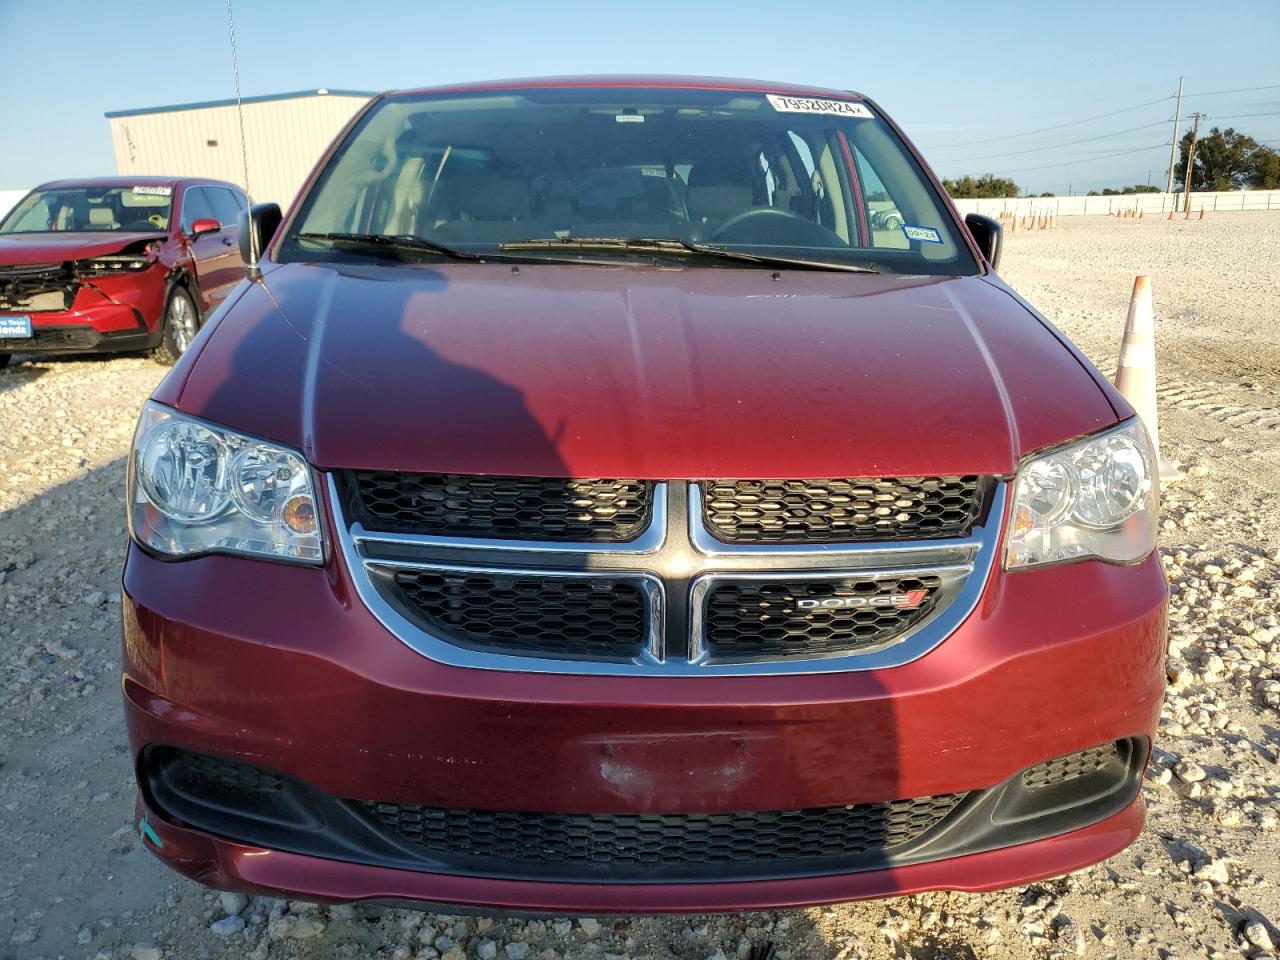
[795,589,928,612]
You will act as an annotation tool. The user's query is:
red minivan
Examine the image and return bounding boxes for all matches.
[0,177,247,366]
[121,77,1167,914]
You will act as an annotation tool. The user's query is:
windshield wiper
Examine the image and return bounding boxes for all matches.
[497,237,879,273]
[294,232,481,262]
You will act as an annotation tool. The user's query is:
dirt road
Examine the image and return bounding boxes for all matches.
[1,212,1277,960]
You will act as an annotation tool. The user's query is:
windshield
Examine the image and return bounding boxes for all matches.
[0,185,173,233]
[283,87,977,275]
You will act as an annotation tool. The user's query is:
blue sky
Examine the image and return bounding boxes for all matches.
[2,0,1277,195]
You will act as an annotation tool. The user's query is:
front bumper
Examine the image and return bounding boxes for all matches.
[121,537,1167,910]
[1,271,164,354]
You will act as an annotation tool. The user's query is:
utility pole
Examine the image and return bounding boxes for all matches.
[1182,111,1203,220]
[1166,76,1183,204]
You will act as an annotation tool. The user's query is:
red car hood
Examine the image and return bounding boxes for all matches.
[0,231,165,265]
[168,262,1119,478]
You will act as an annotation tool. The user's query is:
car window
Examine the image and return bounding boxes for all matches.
[0,185,172,233]
[180,187,215,232]
[206,188,245,227]
[287,88,976,275]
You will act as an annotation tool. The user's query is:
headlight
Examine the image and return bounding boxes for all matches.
[75,254,153,276]
[1005,418,1157,570]
[128,402,324,564]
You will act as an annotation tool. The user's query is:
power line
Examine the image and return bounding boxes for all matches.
[1192,111,1280,122]
[1183,83,1280,98]
[944,119,1172,163]
[985,141,1171,176]
[922,93,1175,149]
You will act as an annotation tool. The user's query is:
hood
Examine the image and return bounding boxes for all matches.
[0,231,166,265]
[167,262,1119,478]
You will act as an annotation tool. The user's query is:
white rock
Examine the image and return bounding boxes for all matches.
[1193,858,1230,884]
[210,916,246,937]
[1175,759,1207,782]
[477,940,499,960]
[130,947,163,960]
[1244,920,1275,951]
[219,891,249,916]
[578,918,601,937]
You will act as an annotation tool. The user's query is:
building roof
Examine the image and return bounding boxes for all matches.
[104,88,375,119]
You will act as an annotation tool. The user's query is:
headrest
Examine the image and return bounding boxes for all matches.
[88,207,116,227]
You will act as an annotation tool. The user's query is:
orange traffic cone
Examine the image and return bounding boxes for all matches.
[1114,277,1180,482]
[1199,208,1206,220]
[1167,211,1174,220]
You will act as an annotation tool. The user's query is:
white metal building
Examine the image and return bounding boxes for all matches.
[105,88,373,209]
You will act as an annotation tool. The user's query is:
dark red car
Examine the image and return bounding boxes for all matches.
[122,78,1167,914]
[0,177,248,367]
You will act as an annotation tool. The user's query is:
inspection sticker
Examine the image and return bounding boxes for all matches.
[131,186,172,196]
[765,94,873,119]
[902,224,943,244]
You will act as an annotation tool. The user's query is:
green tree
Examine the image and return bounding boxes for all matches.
[1175,126,1280,191]
[1099,185,1160,195]
[943,174,1020,199]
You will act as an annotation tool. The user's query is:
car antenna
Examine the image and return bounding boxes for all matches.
[224,0,261,281]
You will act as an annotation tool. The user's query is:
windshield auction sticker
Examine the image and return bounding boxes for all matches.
[766,94,873,118]
[902,224,943,244]
[132,186,173,196]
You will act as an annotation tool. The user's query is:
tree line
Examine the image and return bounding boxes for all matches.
[942,125,1279,197]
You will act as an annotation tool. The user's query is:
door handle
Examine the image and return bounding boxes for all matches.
[221,237,235,246]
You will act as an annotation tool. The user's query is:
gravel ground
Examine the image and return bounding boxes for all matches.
[1,211,1278,960]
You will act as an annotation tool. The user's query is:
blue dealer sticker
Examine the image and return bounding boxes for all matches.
[901,224,943,244]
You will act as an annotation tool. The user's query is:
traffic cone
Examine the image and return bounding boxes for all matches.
[1199,208,1206,220]
[1114,276,1180,482]
[1167,211,1174,220]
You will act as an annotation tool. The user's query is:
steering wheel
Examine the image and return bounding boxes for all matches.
[709,206,814,241]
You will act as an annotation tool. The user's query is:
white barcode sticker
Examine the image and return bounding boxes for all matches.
[131,186,173,196]
[765,94,873,119]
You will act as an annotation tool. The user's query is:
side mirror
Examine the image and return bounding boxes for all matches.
[237,202,283,268]
[964,212,1002,271]
[189,218,221,237]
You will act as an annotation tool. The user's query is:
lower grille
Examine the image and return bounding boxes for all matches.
[1023,743,1120,789]
[386,568,651,660]
[701,574,944,660]
[0,327,99,351]
[359,794,966,869]
[143,742,1143,884]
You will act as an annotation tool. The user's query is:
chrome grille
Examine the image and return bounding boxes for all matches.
[343,472,652,542]
[386,568,650,660]
[701,574,944,660]
[333,476,1002,676]
[700,477,984,543]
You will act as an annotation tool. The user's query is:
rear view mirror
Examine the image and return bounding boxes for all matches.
[964,213,1002,271]
[237,202,283,269]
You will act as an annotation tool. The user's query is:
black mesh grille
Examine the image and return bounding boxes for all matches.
[0,327,99,351]
[359,794,965,870]
[1023,744,1120,789]
[388,569,649,659]
[159,749,286,794]
[344,472,652,542]
[0,262,74,313]
[700,477,984,543]
[702,575,943,659]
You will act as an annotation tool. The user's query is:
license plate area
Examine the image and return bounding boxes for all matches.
[0,315,33,338]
